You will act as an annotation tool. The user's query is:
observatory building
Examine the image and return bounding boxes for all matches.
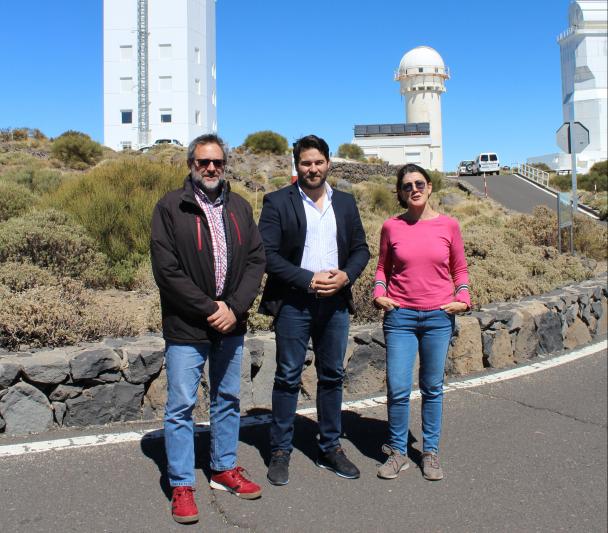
[353,46,449,171]
[528,0,607,172]
[103,0,217,151]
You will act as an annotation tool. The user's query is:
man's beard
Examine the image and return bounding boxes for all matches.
[192,172,224,195]
[297,173,327,190]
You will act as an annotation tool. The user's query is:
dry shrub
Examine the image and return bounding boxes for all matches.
[0,262,56,291]
[463,222,593,306]
[0,209,110,287]
[508,205,607,262]
[0,182,35,221]
[0,279,138,349]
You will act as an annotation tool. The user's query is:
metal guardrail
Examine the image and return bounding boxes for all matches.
[517,163,550,188]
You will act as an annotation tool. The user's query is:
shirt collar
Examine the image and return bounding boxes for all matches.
[192,178,225,206]
[297,181,333,204]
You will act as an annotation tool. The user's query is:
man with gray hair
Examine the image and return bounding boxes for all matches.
[151,134,266,524]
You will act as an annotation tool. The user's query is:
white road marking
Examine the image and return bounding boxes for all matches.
[0,340,605,458]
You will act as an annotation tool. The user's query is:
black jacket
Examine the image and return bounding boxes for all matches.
[258,183,370,317]
[150,178,265,343]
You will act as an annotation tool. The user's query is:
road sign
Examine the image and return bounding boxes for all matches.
[556,122,590,154]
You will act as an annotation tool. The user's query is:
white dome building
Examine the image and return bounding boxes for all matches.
[396,46,449,171]
[352,45,449,171]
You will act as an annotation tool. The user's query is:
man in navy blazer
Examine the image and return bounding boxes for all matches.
[258,134,370,485]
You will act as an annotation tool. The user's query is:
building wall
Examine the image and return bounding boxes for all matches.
[558,0,607,171]
[103,0,216,151]
[352,135,434,168]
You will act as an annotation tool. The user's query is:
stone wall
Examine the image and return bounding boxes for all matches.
[1,275,606,436]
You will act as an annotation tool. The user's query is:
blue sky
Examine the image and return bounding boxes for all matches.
[0,1,571,170]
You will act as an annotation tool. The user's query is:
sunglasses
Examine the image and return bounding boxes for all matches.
[400,180,427,193]
[194,158,225,168]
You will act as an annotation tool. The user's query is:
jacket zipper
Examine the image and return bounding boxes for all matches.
[196,216,202,251]
[229,211,242,245]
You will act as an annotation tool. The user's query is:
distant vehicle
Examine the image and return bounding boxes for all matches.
[139,138,184,153]
[501,165,510,171]
[473,153,500,175]
[153,138,183,146]
[457,160,474,176]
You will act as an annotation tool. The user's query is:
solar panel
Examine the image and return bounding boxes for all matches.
[353,123,430,136]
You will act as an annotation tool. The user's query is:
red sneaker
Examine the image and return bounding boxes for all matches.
[171,486,199,524]
[210,466,262,499]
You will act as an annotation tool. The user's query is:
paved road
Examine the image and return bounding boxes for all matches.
[457,174,558,215]
[1,347,606,533]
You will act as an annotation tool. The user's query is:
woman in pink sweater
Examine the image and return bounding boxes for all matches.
[373,164,470,481]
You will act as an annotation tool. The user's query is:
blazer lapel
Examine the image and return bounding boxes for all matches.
[288,184,307,238]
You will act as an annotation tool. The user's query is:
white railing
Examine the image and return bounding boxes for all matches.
[517,163,550,188]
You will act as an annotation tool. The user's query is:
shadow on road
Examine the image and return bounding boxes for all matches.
[139,406,423,501]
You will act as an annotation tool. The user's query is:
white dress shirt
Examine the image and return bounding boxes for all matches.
[298,182,338,273]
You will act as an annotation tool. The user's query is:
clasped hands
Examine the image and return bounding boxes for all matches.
[310,269,349,298]
[374,296,468,314]
[207,301,237,333]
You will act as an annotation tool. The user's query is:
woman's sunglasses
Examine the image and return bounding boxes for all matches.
[400,180,427,193]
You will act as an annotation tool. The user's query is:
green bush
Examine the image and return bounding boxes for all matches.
[1,166,64,194]
[529,162,552,172]
[270,176,291,190]
[0,182,35,221]
[243,131,288,155]
[369,184,397,214]
[51,130,103,168]
[428,171,443,193]
[337,143,364,161]
[47,158,186,286]
[0,209,110,287]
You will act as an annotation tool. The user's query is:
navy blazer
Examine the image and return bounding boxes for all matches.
[258,183,370,317]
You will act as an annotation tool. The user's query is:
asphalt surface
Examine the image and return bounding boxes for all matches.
[456,174,558,215]
[0,347,606,533]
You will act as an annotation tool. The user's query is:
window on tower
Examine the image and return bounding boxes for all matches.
[159,44,172,59]
[195,110,201,125]
[120,77,133,92]
[195,78,201,95]
[160,109,172,123]
[159,76,172,91]
[121,110,133,124]
[195,47,201,64]
[120,45,133,60]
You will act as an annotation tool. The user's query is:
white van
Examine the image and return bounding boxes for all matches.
[473,153,500,175]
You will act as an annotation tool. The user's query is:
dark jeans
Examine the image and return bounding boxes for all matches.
[270,293,349,453]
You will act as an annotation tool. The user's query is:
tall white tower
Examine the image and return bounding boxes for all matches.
[557,0,607,171]
[103,0,217,151]
[395,46,449,171]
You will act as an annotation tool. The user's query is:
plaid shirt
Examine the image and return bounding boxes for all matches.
[193,185,227,298]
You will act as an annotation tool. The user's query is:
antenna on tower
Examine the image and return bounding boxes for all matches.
[137,0,150,147]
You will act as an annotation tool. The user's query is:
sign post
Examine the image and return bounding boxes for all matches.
[555,117,590,254]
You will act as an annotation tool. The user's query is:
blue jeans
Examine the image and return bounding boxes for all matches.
[271,293,349,453]
[164,336,243,486]
[383,308,455,455]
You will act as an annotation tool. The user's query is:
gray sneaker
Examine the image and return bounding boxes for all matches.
[377,444,409,479]
[421,452,444,481]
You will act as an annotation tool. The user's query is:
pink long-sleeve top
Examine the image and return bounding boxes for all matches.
[373,214,471,310]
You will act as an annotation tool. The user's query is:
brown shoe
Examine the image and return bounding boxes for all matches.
[421,452,444,481]
[377,444,409,479]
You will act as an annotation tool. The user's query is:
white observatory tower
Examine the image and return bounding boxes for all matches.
[103,0,217,151]
[557,0,607,171]
[395,46,449,171]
